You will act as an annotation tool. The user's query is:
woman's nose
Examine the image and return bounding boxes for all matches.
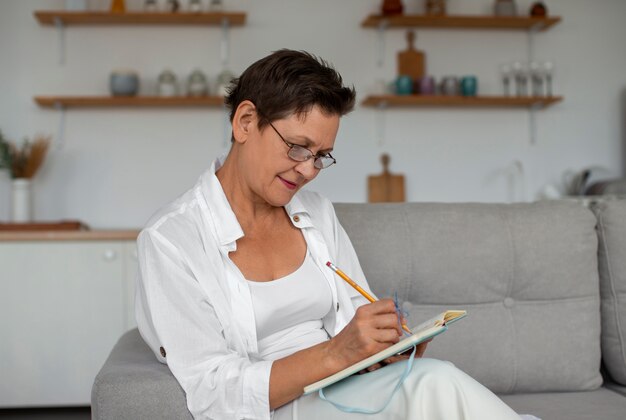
[295,158,319,179]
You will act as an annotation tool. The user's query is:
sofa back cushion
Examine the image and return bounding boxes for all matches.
[334,201,602,393]
[593,200,626,385]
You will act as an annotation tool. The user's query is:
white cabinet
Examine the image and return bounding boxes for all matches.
[0,238,137,407]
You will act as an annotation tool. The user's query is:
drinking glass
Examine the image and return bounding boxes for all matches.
[512,61,528,96]
[499,63,512,96]
[529,61,544,96]
[543,61,554,97]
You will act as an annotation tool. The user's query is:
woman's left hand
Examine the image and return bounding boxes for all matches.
[360,339,431,374]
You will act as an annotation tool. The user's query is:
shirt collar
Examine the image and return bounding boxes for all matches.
[200,156,314,247]
[284,194,313,229]
[199,156,244,247]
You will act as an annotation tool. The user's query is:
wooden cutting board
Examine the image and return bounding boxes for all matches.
[397,30,425,79]
[368,154,406,203]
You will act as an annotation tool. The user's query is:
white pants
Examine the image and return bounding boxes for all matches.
[273,358,524,420]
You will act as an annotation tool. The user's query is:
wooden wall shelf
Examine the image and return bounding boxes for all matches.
[361,14,561,31]
[34,96,225,108]
[0,230,139,242]
[361,95,563,108]
[34,11,246,26]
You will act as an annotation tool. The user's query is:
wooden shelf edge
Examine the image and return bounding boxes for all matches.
[36,95,564,109]
[0,230,140,242]
[34,95,226,108]
[361,95,563,108]
[34,10,246,26]
[361,14,561,30]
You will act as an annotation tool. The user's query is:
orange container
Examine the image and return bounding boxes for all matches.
[110,0,126,13]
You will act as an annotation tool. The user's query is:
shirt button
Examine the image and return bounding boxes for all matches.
[293,215,300,222]
[503,297,515,308]
[160,346,167,357]
[336,302,340,312]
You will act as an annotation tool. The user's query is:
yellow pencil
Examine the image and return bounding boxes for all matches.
[326,261,412,334]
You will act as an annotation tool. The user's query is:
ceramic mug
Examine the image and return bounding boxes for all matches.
[395,75,414,95]
[418,76,436,95]
[440,76,459,95]
[460,76,478,96]
[109,70,139,96]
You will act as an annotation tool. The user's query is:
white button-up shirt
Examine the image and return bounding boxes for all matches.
[135,157,374,420]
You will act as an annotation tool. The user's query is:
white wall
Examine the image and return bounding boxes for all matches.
[0,0,624,228]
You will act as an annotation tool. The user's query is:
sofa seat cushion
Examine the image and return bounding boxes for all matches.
[605,381,626,397]
[499,388,626,420]
[335,201,602,394]
[593,200,626,385]
[95,331,625,420]
[92,329,192,420]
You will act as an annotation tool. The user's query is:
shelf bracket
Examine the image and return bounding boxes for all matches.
[376,20,388,68]
[54,17,66,66]
[220,17,231,70]
[54,102,67,150]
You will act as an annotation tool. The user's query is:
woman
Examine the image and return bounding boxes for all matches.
[136,50,528,420]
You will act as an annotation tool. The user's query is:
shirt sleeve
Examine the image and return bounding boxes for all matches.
[136,229,273,420]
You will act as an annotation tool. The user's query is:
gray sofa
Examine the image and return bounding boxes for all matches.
[92,200,626,419]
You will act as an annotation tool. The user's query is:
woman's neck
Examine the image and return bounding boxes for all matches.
[216,151,279,229]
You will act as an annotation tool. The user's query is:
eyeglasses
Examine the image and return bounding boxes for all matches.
[267,121,336,170]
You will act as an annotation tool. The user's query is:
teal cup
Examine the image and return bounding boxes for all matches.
[460,76,478,96]
[395,75,414,95]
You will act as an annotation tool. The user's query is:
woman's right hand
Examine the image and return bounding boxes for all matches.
[326,298,403,370]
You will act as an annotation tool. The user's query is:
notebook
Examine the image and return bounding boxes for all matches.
[303,310,467,394]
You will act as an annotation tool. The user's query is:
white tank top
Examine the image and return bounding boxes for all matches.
[247,250,333,361]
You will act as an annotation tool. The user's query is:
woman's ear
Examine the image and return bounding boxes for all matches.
[232,100,257,144]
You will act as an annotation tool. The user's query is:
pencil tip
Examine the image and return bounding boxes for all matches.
[326,261,331,267]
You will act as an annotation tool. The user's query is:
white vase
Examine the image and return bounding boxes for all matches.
[11,178,32,223]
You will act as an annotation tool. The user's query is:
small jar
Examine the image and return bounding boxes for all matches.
[109,69,139,96]
[143,0,158,12]
[209,0,223,12]
[165,0,180,12]
[188,0,203,12]
[187,69,209,96]
[157,70,179,97]
[529,1,547,17]
[425,0,446,16]
[381,0,403,16]
[215,69,235,96]
[110,0,126,13]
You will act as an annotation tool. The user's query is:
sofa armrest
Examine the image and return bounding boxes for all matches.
[91,328,192,420]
